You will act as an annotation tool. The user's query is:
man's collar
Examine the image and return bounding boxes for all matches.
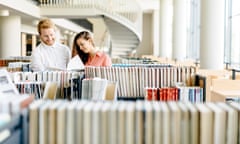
[41,42,56,48]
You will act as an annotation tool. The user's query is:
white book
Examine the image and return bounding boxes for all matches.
[206,103,226,144]
[178,102,190,144]
[92,78,108,101]
[81,79,89,100]
[217,102,238,144]
[160,68,164,87]
[128,67,133,97]
[43,81,58,100]
[56,101,69,144]
[47,71,53,82]
[42,71,48,82]
[108,102,119,144]
[184,102,199,144]
[168,101,181,144]
[120,67,126,97]
[229,102,240,144]
[66,101,78,144]
[67,55,84,71]
[39,101,52,144]
[167,67,171,87]
[153,101,162,144]
[0,113,11,127]
[163,68,167,87]
[145,101,153,144]
[48,100,63,144]
[126,102,135,144]
[29,100,44,144]
[0,94,16,113]
[138,67,144,96]
[161,102,170,144]
[104,81,118,100]
[195,103,213,144]
[135,67,140,97]
[12,71,22,83]
[124,68,130,97]
[101,102,111,144]
[92,102,103,144]
[36,71,42,82]
[181,67,186,86]
[83,102,94,144]
[95,67,101,78]
[52,71,58,82]
[75,100,87,144]
[135,101,144,144]
[0,129,10,143]
[151,68,155,88]
[118,102,126,144]
[0,69,19,95]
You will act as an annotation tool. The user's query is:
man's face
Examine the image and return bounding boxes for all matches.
[39,28,56,46]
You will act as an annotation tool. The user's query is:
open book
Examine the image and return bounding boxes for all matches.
[0,69,19,95]
[67,55,84,71]
[45,56,84,71]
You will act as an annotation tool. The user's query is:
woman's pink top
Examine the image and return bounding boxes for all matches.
[85,51,112,66]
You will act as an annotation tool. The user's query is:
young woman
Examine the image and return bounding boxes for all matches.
[72,31,112,66]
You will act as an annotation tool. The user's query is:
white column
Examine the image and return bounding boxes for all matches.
[152,9,159,56]
[21,33,27,56]
[199,0,225,69]
[32,35,37,51]
[0,15,21,58]
[159,0,172,59]
[172,0,186,60]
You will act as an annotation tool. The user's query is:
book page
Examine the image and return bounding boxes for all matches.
[0,69,19,95]
[67,55,84,71]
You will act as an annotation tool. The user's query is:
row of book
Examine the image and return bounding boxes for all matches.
[0,57,31,67]
[10,71,85,99]
[178,86,204,102]
[7,62,30,72]
[10,71,84,83]
[29,100,240,144]
[85,66,196,98]
[81,78,118,100]
[145,86,204,102]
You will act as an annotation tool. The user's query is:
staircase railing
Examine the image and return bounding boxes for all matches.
[38,0,142,38]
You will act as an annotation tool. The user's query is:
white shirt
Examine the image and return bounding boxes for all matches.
[30,42,71,71]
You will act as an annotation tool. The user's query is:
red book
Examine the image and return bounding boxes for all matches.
[152,88,158,101]
[145,88,152,101]
[159,88,163,101]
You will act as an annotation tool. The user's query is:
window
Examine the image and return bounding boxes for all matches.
[187,0,200,60]
[225,0,240,67]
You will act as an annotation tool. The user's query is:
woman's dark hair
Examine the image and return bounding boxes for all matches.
[73,31,94,64]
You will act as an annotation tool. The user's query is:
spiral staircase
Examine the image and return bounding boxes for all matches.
[37,0,143,58]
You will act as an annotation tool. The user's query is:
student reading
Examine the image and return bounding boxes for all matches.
[72,31,112,66]
[30,18,71,71]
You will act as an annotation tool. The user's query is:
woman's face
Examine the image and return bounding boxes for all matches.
[76,37,92,53]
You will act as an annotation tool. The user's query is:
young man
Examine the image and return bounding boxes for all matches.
[30,18,71,71]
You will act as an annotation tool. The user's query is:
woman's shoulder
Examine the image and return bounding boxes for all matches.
[96,51,110,58]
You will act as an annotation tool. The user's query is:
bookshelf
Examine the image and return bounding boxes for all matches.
[0,109,28,144]
[25,100,239,144]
